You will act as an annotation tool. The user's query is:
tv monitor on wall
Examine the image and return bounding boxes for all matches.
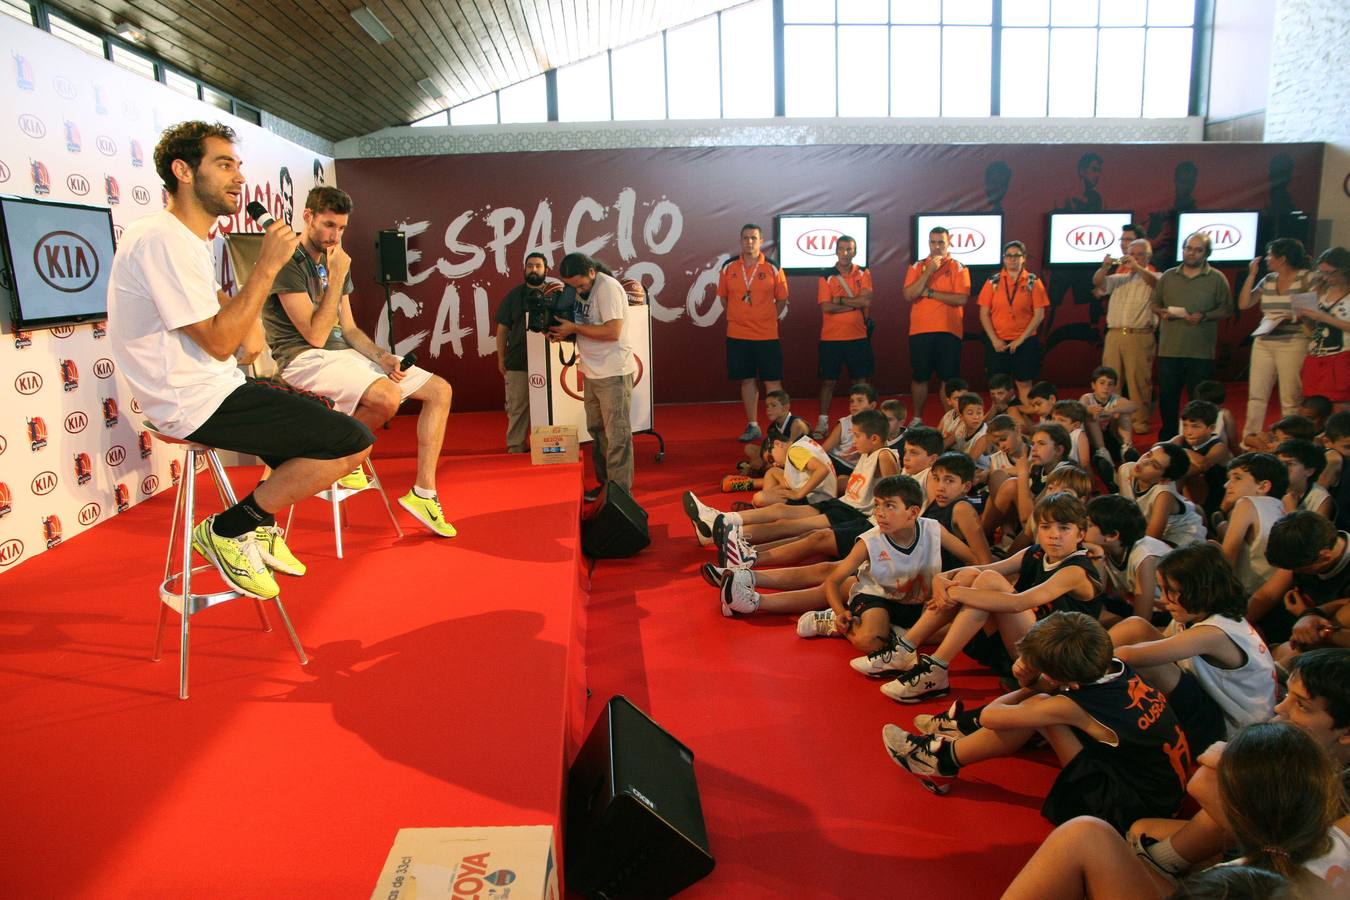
[912,213,1004,268]
[0,195,115,329]
[775,213,869,273]
[1046,211,1137,266]
[1174,211,1261,263]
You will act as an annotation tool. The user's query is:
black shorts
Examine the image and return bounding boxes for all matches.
[984,335,1041,383]
[829,514,873,558]
[847,592,925,628]
[186,380,374,470]
[726,338,783,381]
[810,497,869,528]
[1169,670,1228,755]
[909,332,961,382]
[818,338,875,381]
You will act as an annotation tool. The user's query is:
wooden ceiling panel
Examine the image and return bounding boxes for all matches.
[45,0,755,140]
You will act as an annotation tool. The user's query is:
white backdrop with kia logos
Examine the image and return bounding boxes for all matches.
[0,16,333,574]
[526,304,654,442]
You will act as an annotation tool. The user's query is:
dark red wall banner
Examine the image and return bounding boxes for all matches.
[336,143,1323,411]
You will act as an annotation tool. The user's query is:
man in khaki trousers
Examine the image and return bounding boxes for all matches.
[1094,239,1161,433]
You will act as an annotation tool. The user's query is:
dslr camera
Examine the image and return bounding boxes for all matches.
[525,286,575,334]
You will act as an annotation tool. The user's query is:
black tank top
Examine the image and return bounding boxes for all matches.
[1016,546,1103,620]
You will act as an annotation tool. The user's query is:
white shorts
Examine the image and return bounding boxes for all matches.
[282,348,433,415]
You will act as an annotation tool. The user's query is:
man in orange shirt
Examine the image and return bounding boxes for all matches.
[903,226,971,423]
[718,223,790,442]
[814,235,874,438]
[977,240,1050,402]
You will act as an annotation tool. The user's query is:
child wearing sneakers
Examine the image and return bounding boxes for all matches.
[1216,452,1288,597]
[1110,543,1278,752]
[1277,438,1333,518]
[1118,443,1206,547]
[868,492,1102,695]
[881,610,1190,834]
[1080,366,1139,482]
[752,434,837,508]
[1085,494,1170,623]
[1170,400,1232,519]
[821,382,879,475]
[741,389,809,478]
[922,452,992,569]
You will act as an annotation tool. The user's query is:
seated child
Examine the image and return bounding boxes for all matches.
[1080,366,1139,485]
[1262,510,1350,647]
[1243,413,1317,454]
[1216,452,1288,597]
[1277,438,1333,518]
[936,377,970,442]
[881,398,908,452]
[1085,494,1171,623]
[1010,380,1058,435]
[966,413,1021,493]
[1300,394,1332,437]
[1169,400,1232,520]
[742,389,809,478]
[683,409,897,566]
[821,381,878,476]
[1317,411,1350,533]
[899,425,943,501]
[868,492,1101,694]
[1117,444,1206,547]
[1194,380,1241,457]
[1004,461,1093,556]
[882,610,1190,835]
[1051,399,1093,471]
[944,392,986,453]
[922,452,992,569]
[987,372,1017,418]
[751,435,837,508]
[1109,543,1278,753]
[981,422,1072,542]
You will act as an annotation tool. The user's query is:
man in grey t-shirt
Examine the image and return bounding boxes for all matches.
[263,186,456,537]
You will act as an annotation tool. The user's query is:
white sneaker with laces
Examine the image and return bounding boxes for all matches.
[719,569,760,617]
[880,654,951,702]
[881,725,953,795]
[796,609,842,638]
[682,490,716,546]
[849,638,918,676]
[913,700,968,740]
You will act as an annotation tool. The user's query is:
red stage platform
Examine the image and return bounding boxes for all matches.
[0,422,586,897]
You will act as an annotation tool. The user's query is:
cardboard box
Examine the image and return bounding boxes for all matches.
[530,426,579,465]
[371,825,558,900]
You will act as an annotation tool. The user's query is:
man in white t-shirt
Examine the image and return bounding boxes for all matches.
[549,253,637,497]
[107,121,374,601]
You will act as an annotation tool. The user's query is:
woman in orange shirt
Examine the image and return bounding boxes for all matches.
[978,241,1050,402]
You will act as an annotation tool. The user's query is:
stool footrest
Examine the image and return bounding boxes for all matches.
[159,564,258,616]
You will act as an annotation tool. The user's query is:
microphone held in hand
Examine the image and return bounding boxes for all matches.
[399,351,417,371]
[244,201,306,265]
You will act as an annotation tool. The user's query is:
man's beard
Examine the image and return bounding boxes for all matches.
[194,179,236,217]
[524,272,545,286]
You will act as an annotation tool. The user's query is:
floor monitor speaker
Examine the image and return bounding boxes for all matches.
[581,481,649,558]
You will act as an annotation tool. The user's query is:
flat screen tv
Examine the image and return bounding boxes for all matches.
[912,213,1004,268]
[1,195,115,329]
[775,213,869,273]
[1046,211,1137,265]
[1174,210,1261,263]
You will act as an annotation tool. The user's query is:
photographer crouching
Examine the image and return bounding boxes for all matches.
[550,252,637,500]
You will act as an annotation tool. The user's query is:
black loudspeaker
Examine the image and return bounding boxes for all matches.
[376,229,408,283]
[566,696,715,898]
[581,481,650,558]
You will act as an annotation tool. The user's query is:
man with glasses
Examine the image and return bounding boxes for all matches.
[1093,237,1161,435]
[263,186,457,537]
[1149,232,1233,440]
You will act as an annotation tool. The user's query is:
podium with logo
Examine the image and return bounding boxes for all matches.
[526,303,661,460]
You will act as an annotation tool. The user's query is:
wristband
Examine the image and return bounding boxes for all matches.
[1298,606,1333,621]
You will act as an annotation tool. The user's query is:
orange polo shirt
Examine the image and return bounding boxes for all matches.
[977,269,1050,341]
[817,264,872,341]
[719,253,789,341]
[904,257,970,337]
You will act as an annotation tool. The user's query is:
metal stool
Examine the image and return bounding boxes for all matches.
[285,456,403,559]
[150,431,308,699]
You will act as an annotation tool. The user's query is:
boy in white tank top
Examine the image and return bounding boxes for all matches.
[1085,494,1171,623]
[1276,438,1334,519]
[1117,444,1206,547]
[1217,453,1288,596]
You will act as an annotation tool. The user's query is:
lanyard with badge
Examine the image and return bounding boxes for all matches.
[742,258,758,304]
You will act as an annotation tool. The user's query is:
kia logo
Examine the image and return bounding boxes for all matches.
[1194,223,1243,251]
[0,434,6,455]
[15,371,42,394]
[130,398,142,414]
[105,445,126,466]
[93,358,114,378]
[64,411,88,433]
[1066,225,1115,250]
[0,160,10,182]
[78,502,101,525]
[529,373,545,389]
[31,470,57,495]
[18,114,44,138]
[50,324,74,338]
[131,185,150,205]
[33,231,99,293]
[113,224,123,242]
[95,135,116,156]
[0,538,23,568]
[795,228,842,256]
[66,173,90,195]
[947,227,986,254]
[52,77,76,99]
[141,474,159,495]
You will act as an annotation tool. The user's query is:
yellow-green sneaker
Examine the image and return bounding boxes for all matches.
[338,467,369,490]
[254,525,307,576]
[398,490,457,537]
[191,516,280,599]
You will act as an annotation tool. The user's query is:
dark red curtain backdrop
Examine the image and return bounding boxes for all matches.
[336,142,1322,411]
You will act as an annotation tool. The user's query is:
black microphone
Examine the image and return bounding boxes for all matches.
[399,351,417,371]
[244,201,306,265]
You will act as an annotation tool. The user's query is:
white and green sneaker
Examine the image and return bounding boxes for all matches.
[191,517,279,600]
[399,490,457,537]
[254,525,306,576]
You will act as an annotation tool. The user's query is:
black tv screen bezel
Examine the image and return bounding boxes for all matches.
[1,194,116,330]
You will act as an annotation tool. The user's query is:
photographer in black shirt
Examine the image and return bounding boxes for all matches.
[495,252,553,452]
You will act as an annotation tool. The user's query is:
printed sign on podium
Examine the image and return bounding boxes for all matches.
[526,304,653,443]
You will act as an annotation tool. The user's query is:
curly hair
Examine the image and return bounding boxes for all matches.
[154,120,236,195]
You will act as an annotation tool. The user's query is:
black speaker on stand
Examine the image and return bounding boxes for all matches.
[581,481,650,558]
[566,696,715,898]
